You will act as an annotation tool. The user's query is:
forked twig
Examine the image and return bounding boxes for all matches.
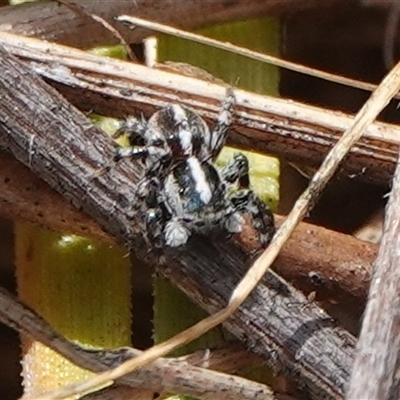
[28,20,400,400]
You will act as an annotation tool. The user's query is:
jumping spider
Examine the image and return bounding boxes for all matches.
[113,89,275,248]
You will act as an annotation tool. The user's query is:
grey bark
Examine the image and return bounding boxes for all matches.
[346,105,400,398]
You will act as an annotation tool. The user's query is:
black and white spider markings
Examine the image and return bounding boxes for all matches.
[113,89,275,248]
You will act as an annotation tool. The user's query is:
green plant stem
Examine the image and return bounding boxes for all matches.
[15,224,131,397]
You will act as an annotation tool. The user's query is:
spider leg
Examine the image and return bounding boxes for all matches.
[135,177,169,248]
[113,115,147,142]
[113,116,149,161]
[164,217,191,247]
[145,207,166,248]
[229,189,275,245]
[210,87,235,159]
[114,146,148,162]
[220,152,274,244]
[220,152,250,188]
[135,177,161,208]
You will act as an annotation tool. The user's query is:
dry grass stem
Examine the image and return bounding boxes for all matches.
[0,0,358,47]
[117,15,387,97]
[0,286,274,400]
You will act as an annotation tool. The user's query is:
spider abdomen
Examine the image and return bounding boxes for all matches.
[164,157,225,216]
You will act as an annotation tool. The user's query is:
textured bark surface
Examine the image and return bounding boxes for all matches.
[346,131,400,397]
[161,241,355,400]
[1,32,398,186]
[0,41,356,400]
[0,151,111,242]
[0,148,375,332]
[273,217,374,331]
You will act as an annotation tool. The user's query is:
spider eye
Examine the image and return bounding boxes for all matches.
[152,139,165,147]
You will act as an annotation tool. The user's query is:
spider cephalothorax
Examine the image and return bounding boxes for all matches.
[114,89,275,248]
[113,89,235,177]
